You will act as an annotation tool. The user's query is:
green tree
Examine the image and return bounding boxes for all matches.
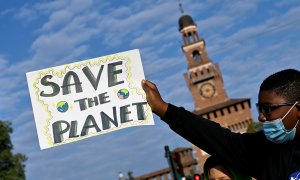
[0,120,27,180]
[246,121,262,133]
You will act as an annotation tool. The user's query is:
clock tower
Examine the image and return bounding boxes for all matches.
[178,11,253,173]
[179,14,228,111]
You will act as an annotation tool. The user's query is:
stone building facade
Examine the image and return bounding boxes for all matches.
[134,147,198,180]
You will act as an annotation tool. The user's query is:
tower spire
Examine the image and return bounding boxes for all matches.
[179,3,184,14]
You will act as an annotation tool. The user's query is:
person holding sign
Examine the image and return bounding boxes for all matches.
[141,69,300,180]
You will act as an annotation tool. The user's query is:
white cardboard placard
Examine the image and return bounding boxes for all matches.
[26,49,154,149]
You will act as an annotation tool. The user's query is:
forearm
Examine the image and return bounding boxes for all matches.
[161,104,260,176]
[152,101,168,118]
[161,104,228,152]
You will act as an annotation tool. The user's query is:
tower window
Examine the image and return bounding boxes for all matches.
[227,107,231,114]
[192,50,201,61]
[213,111,217,118]
[183,34,188,45]
[188,32,193,43]
[220,109,224,116]
[206,113,210,119]
[234,105,238,112]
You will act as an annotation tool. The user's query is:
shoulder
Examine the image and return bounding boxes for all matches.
[242,131,272,149]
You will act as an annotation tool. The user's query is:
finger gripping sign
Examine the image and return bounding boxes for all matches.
[26,49,154,150]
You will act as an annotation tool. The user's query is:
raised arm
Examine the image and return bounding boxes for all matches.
[141,79,263,178]
[141,79,168,117]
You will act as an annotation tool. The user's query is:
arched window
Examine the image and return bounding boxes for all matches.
[188,32,193,43]
[182,34,187,45]
[192,50,201,61]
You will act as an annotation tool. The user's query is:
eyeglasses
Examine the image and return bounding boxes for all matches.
[256,102,296,115]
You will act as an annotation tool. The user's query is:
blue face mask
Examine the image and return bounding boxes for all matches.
[263,102,299,144]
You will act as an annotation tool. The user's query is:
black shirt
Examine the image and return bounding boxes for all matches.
[162,104,300,180]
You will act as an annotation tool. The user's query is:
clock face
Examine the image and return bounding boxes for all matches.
[200,82,216,98]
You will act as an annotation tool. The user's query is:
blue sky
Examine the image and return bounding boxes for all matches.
[1,0,300,179]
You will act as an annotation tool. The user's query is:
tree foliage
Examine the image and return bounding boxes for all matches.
[0,121,27,180]
[246,121,263,133]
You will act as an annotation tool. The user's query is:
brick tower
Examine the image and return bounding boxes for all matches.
[178,12,253,173]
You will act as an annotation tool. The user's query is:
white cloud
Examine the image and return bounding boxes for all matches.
[0,55,8,70]
[0,89,28,112]
[13,6,38,22]
[0,8,14,16]
[109,6,132,19]
[275,0,300,7]
[199,15,235,32]
[40,10,73,32]
[11,110,33,126]
[226,0,259,14]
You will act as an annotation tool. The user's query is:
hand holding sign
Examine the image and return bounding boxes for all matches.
[141,80,168,117]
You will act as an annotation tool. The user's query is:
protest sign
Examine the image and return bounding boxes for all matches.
[26,49,154,149]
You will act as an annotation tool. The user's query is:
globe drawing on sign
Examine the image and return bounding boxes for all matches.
[117,89,130,99]
[57,101,69,113]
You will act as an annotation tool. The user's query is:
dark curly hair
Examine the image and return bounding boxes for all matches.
[259,69,300,102]
[203,156,251,180]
